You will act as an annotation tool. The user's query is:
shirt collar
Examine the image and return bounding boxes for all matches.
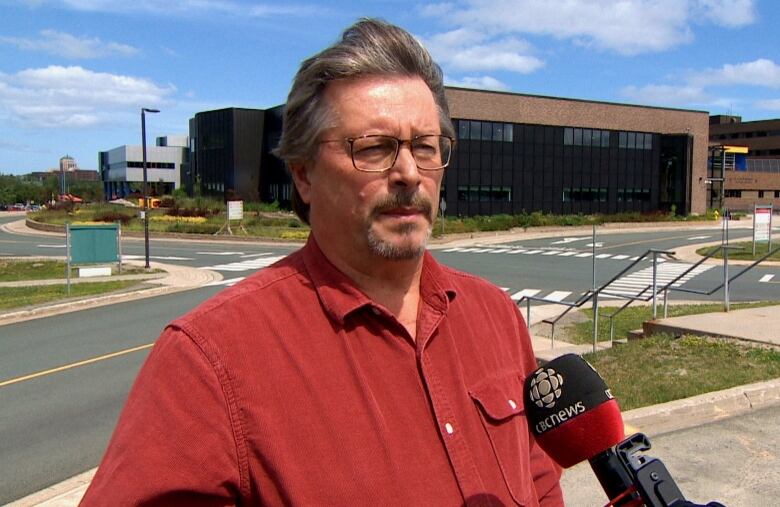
[301,236,457,325]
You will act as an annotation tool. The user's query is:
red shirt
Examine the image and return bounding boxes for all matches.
[81,238,562,506]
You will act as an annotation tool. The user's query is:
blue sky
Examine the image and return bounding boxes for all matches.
[1,0,778,175]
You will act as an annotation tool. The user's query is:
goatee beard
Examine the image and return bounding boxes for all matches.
[366,193,434,260]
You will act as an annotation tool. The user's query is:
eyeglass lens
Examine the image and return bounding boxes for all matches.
[351,135,452,171]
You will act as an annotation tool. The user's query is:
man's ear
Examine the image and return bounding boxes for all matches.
[289,162,312,204]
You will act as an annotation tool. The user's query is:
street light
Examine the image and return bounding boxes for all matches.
[141,107,160,269]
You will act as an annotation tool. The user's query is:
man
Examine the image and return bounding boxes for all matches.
[81,18,562,506]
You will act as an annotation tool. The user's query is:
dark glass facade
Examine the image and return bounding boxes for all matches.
[184,107,695,215]
[443,119,687,216]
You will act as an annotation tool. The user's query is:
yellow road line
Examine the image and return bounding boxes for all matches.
[0,343,153,388]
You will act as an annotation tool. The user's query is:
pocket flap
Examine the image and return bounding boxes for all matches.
[469,372,525,422]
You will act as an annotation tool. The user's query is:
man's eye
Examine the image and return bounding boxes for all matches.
[413,140,438,157]
[354,139,394,158]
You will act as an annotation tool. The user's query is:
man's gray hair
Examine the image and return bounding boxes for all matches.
[273,18,454,224]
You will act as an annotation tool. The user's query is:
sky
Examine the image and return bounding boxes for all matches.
[1,0,779,175]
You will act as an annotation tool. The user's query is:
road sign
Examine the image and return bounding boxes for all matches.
[753,204,773,255]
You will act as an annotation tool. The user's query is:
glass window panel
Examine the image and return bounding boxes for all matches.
[504,124,513,142]
[573,128,583,146]
[493,123,504,141]
[479,124,492,141]
[564,128,573,145]
[459,121,469,140]
[470,121,481,140]
[645,133,653,150]
[627,132,636,149]
[583,129,592,147]
[619,132,627,148]
[602,130,610,148]
[592,130,601,146]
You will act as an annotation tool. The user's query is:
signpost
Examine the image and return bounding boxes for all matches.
[439,197,447,235]
[65,222,122,295]
[753,204,773,256]
[215,200,247,235]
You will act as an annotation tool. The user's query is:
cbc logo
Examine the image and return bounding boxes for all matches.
[529,367,564,409]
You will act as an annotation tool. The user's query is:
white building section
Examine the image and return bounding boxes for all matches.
[99,135,188,198]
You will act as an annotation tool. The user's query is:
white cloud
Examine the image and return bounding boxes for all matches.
[755,98,780,111]
[687,59,780,88]
[445,75,510,91]
[422,29,543,75]
[693,0,756,27]
[19,0,326,17]
[421,0,756,56]
[0,66,175,128]
[0,30,137,59]
[621,84,710,106]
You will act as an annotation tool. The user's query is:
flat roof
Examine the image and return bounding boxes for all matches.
[444,85,710,115]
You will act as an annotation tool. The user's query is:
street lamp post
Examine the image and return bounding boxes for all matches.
[141,107,160,269]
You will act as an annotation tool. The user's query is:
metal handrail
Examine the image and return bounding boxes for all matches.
[518,248,674,351]
[520,242,780,353]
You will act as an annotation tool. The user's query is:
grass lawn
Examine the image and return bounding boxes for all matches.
[0,281,144,310]
[559,301,780,345]
[0,259,151,282]
[584,334,780,411]
[696,241,780,261]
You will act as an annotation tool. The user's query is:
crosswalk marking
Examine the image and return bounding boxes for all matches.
[760,274,775,283]
[202,255,286,272]
[600,262,714,299]
[205,277,247,287]
[544,291,571,302]
[510,289,540,301]
[438,246,670,264]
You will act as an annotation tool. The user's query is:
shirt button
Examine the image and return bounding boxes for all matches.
[508,399,517,410]
[445,423,454,435]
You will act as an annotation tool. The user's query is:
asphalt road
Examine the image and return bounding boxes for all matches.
[1,214,779,503]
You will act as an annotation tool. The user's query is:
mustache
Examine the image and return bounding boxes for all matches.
[371,193,434,218]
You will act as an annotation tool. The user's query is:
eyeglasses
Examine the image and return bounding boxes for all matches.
[320,134,454,172]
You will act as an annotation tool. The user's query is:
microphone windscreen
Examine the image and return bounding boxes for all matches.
[524,354,624,468]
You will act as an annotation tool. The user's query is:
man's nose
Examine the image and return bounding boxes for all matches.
[388,142,421,188]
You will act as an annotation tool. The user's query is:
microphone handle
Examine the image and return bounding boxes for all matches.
[589,449,643,506]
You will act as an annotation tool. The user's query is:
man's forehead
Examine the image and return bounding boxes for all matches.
[322,75,439,129]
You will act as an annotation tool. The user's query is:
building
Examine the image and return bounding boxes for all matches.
[708,115,780,211]
[185,88,711,216]
[184,107,290,203]
[99,136,188,199]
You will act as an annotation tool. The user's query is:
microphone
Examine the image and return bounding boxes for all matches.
[524,354,726,507]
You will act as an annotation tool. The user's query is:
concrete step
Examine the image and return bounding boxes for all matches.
[627,328,644,339]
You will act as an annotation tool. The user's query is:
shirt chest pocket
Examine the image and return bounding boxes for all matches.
[469,372,534,506]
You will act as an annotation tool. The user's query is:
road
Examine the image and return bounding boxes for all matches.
[1,215,779,503]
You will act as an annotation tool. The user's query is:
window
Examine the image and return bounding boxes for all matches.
[469,121,481,140]
[775,191,780,198]
[503,123,513,142]
[493,123,504,141]
[481,122,493,141]
[564,128,573,145]
[458,121,469,140]
[563,187,608,202]
[619,132,627,148]
[724,189,742,198]
[457,186,511,202]
[758,190,765,198]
